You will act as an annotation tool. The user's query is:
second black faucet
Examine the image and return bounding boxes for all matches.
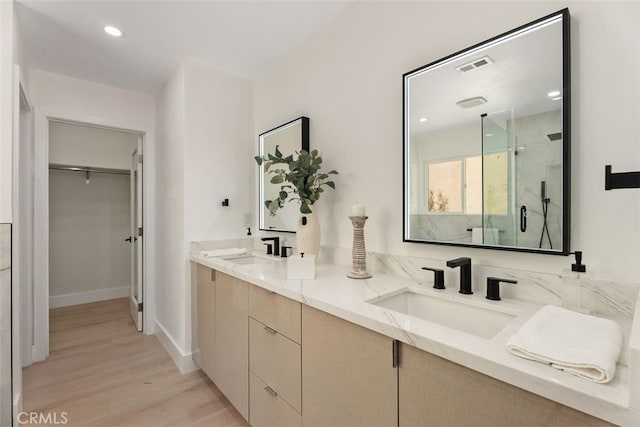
[261,237,280,257]
[446,257,472,295]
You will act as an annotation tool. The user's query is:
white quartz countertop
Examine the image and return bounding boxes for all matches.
[190,251,638,426]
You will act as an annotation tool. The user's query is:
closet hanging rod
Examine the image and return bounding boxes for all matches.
[49,163,131,176]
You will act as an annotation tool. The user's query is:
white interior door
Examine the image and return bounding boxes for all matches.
[129,138,143,331]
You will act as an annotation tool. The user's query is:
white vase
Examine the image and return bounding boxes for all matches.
[296,211,321,255]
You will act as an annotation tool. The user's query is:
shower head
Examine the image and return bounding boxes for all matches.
[547,132,562,141]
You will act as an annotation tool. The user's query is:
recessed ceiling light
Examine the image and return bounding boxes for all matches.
[419,117,428,122]
[547,90,561,97]
[104,26,122,37]
[552,96,562,101]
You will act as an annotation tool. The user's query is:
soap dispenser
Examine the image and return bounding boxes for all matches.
[564,250,591,314]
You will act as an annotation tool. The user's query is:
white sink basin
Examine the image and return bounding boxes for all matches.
[224,255,275,265]
[368,287,517,339]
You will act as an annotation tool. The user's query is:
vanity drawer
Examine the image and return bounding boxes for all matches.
[249,285,301,343]
[249,318,301,413]
[250,372,301,427]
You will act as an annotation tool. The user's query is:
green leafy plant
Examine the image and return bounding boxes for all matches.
[255,146,338,215]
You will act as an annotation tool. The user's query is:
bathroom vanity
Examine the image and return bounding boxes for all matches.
[191,246,639,426]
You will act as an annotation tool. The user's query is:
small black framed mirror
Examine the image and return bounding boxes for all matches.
[403,9,570,254]
[258,116,310,232]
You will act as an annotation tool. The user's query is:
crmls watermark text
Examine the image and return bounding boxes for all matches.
[17,411,69,425]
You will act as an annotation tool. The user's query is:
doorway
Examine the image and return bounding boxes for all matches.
[31,119,146,363]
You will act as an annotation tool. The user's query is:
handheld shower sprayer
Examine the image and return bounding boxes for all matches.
[539,180,552,249]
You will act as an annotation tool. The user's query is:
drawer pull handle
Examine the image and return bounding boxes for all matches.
[263,288,276,294]
[263,325,277,334]
[264,386,278,397]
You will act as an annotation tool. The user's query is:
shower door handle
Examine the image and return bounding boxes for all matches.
[520,206,527,232]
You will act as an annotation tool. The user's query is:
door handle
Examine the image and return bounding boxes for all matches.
[125,236,132,242]
[520,206,527,232]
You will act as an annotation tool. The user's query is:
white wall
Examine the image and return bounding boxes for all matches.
[6,0,31,419]
[29,69,155,362]
[254,1,640,284]
[49,170,130,307]
[183,60,253,354]
[0,0,14,222]
[49,121,138,170]
[154,60,253,369]
[154,64,186,362]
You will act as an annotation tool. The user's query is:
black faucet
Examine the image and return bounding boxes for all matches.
[446,257,472,295]
[261,237,280,256]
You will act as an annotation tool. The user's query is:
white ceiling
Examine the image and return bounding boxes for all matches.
[407,15,564,137]
[16,0,353,94]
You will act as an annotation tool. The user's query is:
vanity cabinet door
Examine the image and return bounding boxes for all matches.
[215,272,249,421]
[398,344,613,427]
[196,264,216,380]
[301,305,397,427]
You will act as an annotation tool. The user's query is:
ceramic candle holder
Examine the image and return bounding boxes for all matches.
[347,216,372,279]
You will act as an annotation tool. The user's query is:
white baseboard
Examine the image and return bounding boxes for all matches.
[13,390,22,425]
[192,349,201,367]
[49,286,129,308]
[154,320,198,374]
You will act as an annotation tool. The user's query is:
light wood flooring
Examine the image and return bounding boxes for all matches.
[22,298,249,427]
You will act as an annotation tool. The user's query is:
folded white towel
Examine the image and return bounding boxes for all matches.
[506,305,623,383]
[200,247,247,258]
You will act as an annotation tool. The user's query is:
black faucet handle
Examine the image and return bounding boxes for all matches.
[574,251,582,264]
[486,277,517,301]
[571,251,586,272]
[263,242,273,255]
[281,246,292,258]
[421,267,445,290]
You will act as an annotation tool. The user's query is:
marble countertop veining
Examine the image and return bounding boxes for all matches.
[190,248,639,426]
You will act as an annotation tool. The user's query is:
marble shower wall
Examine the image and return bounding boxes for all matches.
[511,110,563,250]
[409,214,481,244]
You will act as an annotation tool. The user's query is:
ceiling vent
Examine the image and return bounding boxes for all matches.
[456,96,488,109]
[456,56,494,73]
[547,132,562,141]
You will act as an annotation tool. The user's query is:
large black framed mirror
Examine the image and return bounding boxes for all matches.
[403,9,570,255]
[258,116,310,232]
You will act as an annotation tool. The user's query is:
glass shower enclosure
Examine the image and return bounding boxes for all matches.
[481,110,563,250]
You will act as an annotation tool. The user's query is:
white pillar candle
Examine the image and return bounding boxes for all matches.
[351,204,366,216]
